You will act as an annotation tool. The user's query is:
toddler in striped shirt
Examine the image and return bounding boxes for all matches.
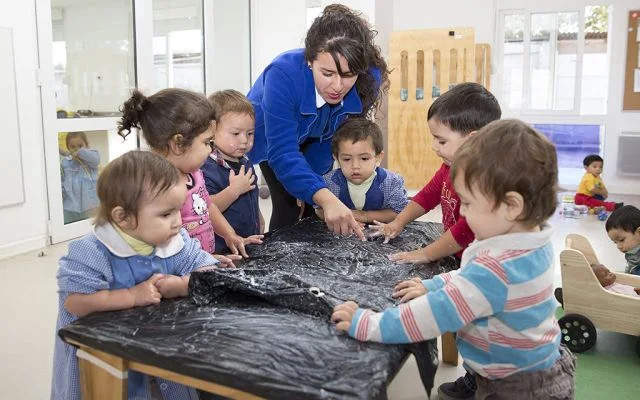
[332,119,576,399]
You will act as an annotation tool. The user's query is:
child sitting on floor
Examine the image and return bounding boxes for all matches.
[332,119,576,399]
[316,117,408,224]
[592,263,640,296]
[575,154,622,212]
[202,89,264,253]
[51,151,220,400]
[605,205,640,275]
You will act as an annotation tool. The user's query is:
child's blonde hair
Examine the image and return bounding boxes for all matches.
[451,119,558,228]
[95,151,180,227]
[208,89,254,121]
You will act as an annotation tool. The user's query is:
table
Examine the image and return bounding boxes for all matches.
[60,219,459,399]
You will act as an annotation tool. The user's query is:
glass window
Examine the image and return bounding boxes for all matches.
[502,14,525,109]
[581,6,610,115]
[533,124,603,184]
[58,130,108,224]
[153,0,204,92]
[51,0,135,118]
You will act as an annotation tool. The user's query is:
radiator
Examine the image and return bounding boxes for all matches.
[618,132,640,176]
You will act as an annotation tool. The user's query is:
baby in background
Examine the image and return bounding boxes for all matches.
[592,263,640,297]
[202,89,264,253]
[575,154,622,212]
[317,117,408,224]
[605,205,640,275]
[61,131,100,224]
[51,151,220,400]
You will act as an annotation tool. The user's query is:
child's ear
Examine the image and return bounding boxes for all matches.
[168,134,184,154]
[375,150,385,166]
[467,130,477,137]
[504,191,525,221]
[111,206,135,230]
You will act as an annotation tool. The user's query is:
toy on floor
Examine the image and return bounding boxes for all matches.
[597,209,608,221]
[557,234,640,357]
[561,204,589,218]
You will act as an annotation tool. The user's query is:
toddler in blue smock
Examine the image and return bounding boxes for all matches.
[51,151,220,400]
[60,131,100,224]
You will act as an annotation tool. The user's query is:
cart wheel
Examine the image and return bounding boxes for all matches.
[558,314,597,353]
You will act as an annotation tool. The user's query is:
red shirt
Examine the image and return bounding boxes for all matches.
[411,163,475,258]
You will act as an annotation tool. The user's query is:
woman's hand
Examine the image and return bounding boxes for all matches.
[392,277,427,302]
[318,195,365,240]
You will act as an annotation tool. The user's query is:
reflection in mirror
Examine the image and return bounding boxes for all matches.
[59,131,104,224]
[51,0,135,118]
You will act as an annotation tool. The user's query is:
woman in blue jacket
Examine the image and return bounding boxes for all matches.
[247,4,389,237]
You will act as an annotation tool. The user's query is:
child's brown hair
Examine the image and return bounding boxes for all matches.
[117,88,215,154]
[94,150,180,226]
[451,119,558,228]
[65,132,89,149]
[331,117,384,157]
[208,89,254,121]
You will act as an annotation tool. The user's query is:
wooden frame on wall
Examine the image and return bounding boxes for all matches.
[623,10,640,111]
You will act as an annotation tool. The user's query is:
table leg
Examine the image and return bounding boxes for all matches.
[76,345,128,400]
[441,332,459,365]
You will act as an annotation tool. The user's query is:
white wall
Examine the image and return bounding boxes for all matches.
[0,1,48,258]
[392,0,497,45]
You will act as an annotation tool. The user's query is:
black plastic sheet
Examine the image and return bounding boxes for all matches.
[60,218,458,399]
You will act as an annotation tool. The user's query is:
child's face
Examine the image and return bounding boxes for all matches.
[335,138,383,185]
[586,161,603,177]
[213,112,255,162]
[120,184,187,247]
[171,125,214,174]
[428,119,471,166]
[454,171,522,241]
[67,137,88,154]
[592,264,616,287]
[607,227,640,253]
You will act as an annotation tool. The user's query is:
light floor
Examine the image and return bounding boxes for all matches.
[1,193,638,399]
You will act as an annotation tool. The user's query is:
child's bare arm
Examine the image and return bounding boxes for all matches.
[210,166,256,212]
[208,203,248,257]
[64,274,164,318]
[389,230,462,264]
[353,209,397,224]
[155,275,191,298]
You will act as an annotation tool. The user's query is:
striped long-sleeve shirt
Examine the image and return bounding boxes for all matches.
[347,226,561,379]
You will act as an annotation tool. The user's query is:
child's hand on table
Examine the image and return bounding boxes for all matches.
[392,277,427,302]
[155,275,189,298]
[243,234,264,246]
[368,220,403,243]
[331,301,360,332]
[213,254,242,268]
[129,273,164,306]
[388,248,431,264]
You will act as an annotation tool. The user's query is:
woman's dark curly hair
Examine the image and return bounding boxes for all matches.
[305,4,389,118]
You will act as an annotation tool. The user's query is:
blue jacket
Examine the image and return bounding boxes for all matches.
[247,48,381,205]
[201,152,260,253]
[61,148,100,213]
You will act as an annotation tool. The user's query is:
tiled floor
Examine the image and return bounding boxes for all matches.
[1,193,637,399]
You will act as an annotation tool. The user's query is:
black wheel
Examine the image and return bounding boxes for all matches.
[558,313,597,353]
[554,287,564,308]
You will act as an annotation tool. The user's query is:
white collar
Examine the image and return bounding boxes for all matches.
[315,87,326,108]
[461,224,554,266]
[93,223,184,258]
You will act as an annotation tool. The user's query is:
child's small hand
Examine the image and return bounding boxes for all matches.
[389,248,431,264]
[393,277,427,302]
[224,233,249,258]
[129,273,164,306]
[368,220,403,243]
[213,253,242,268]
[228,165,256,197]
[155,275,189,298]
[331,301,359,332]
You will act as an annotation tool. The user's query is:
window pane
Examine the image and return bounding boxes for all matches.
[153,0,204,92]
[502,14,524,109]
[51,0,135,118]
[529,12,579,110]
[533,124,602,185]
[581,6,610,115]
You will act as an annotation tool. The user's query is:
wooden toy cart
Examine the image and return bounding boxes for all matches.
[558,233,640,356]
